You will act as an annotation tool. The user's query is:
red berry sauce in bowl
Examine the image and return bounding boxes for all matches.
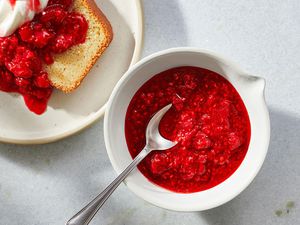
[125,66,251,193]
[0,0,88,114]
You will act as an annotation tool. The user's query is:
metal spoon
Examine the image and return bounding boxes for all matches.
[67,104,176,225]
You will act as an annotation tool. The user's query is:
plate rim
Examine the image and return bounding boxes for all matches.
[0,0,144,145]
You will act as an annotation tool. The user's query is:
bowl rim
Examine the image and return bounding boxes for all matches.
[104,47,270,211]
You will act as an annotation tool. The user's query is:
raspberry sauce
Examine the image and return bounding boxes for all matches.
[0,0,88,114]
[125,67,251,193]
[9,0,16,6]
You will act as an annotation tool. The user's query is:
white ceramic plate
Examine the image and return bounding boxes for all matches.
[0,0,144,144]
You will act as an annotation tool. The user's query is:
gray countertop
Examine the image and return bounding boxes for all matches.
[0,0,299,224]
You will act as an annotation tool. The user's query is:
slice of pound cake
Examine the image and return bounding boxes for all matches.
[46,0,113,93]
[0,0,112,114]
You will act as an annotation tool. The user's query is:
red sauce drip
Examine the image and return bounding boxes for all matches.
[28,0,41,11]
[0,0,88,114]
[125,67,251,193]
[9,0,42,10]
[9,0,16,6]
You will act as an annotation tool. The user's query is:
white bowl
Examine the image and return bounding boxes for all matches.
[104,48,270,211]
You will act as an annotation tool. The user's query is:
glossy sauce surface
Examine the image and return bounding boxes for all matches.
[125,66,251,193]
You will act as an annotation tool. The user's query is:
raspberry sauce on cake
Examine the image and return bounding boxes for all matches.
[0,0,88,114]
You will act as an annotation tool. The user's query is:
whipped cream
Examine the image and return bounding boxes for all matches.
[0,0,49,37]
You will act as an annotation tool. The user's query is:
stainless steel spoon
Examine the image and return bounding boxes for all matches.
[67,104,176,225]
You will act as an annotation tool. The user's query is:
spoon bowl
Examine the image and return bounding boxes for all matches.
[146,104,176,150]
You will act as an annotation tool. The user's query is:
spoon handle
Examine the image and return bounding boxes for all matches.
[66,148,149,225]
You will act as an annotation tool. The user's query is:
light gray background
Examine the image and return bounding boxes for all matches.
[0,0,299,224]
